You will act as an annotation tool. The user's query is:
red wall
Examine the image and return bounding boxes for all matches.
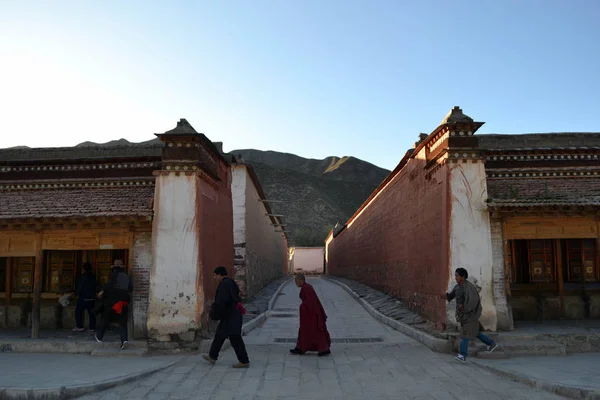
[198,160,234,326]
[326,152,451,327]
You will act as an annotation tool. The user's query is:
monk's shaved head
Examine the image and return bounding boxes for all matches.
[295,274,305,282]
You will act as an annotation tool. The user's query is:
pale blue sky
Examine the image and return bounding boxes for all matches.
[1,1,599,170]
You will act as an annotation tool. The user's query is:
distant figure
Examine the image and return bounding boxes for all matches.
[203,266,250,368]
[290,275,331,356]
[73,262,97,332]
[95,260,132,350]
[444,268,498,362]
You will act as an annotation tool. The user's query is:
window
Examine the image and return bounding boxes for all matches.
[13,257,35,293]
[509,238,598,285]
[528,240,556,282]
[45,251,77,293]
[567,239,598,283]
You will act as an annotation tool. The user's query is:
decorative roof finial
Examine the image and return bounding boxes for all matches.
[440,106,473,125]
[163,118,198,135]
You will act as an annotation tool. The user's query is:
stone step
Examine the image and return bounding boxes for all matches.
[490,340,567,357]
[476,350,508,359]
[90,347,148,357]
[97,340,147,349]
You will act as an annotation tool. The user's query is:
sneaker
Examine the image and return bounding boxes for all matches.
[455,354,466,362]
[486,344,498,353]
[318,350,331,357]
[120,341,128,350]
[72,327,85,332]
[232,362,250,369]
[202,355,216,365]
[94,334,102,343]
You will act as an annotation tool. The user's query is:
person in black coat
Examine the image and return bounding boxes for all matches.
[73,262,97,332]
[203,266,250,368]
[94,261,132,349]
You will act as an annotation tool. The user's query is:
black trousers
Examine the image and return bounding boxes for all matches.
[96,305,128,342]
[75,298,96,330]
[209,331,249,364]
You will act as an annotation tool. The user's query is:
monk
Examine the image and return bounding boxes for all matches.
[444,268,498,362]
[290,275,331,357]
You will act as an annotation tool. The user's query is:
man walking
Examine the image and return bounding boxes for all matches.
[203,266,250,368]
[445,268,498,362]
[95,260,132,350]
[73,262,97,332]
[290,274,331,357]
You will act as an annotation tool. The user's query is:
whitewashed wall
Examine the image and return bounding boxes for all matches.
[290,247,325,275]
[231,165,287,298]
[447,161,497,331]
[147,175,201,342]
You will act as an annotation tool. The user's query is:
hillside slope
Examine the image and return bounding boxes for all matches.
[229,149,389,245]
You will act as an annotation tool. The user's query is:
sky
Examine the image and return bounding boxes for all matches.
[1,1,599,171]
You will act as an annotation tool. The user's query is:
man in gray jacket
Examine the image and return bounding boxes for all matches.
[445,268,498,362]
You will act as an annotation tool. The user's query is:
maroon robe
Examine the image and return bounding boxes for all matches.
[296,283,331,352]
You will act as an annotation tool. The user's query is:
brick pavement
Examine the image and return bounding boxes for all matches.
[76,277,564,400]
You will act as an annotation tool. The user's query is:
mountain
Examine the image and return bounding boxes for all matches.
[229,149,390,246]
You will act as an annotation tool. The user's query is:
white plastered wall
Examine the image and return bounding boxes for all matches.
[447,161,498,331]
[147,174,201,341]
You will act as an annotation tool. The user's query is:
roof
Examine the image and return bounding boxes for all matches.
[478,132,600,151]
[0,143,162,163]
[488,197,600,208]
[0,185,154,220]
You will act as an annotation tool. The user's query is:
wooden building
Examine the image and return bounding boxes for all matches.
[0,119,235,342]
[483,133,600,328]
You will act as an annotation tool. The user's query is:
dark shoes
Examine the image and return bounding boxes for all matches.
[202,355,216,365]
[290,348,331,357]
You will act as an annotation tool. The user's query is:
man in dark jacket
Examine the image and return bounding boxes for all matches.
[73,262,97,332]
[95,260,132,350]
[203,266,250,368]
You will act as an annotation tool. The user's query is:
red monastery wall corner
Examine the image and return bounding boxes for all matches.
[326,142,451,327]
[326,107,488,330]
[199,158,234,326]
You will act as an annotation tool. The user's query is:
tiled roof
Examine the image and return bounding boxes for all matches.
[0,186,154,220]
[488,197,600,207]
[478,133,600,151]
[0,144,162,163]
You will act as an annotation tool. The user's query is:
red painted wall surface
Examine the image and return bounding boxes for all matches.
[198,160,234,325]
[326,151,451,327]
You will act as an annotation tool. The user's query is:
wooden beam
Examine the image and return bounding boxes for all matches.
[31,233,43,339]
[555,239,565,317]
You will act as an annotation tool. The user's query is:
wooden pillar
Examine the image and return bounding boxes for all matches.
[597,221,600,282]
[127,230,135,339]
[555,239,565,317]
[4,258,12,327]
[31,234,43,339]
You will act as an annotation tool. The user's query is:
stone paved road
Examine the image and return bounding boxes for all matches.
[77,277,564,400]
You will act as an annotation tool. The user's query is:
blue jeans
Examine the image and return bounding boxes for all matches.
[459,332,495,357]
